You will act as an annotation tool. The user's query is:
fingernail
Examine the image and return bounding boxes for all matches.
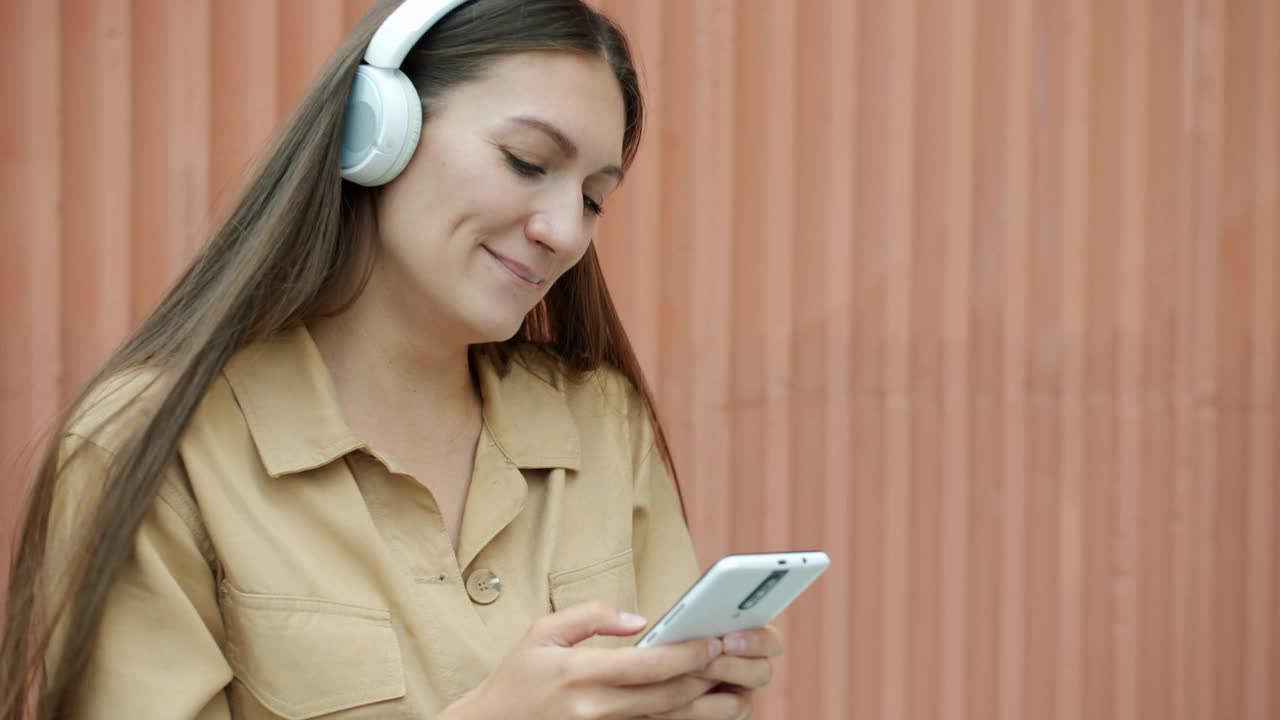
[620,612,646,626]
[726,636,748,654]
[707,638,723,657]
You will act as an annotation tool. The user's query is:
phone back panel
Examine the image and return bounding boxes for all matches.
[636,552,830,646]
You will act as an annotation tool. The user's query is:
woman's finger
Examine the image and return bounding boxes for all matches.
[642,689,752,719]
[721,625,785,658]
[691,655,772,690]
[571,637,723,687]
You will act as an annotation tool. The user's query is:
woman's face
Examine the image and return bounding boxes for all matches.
[370,50,626,345]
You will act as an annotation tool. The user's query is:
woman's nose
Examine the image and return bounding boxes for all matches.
[524,191,588,255]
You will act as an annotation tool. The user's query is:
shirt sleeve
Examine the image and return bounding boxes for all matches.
[630,423,702,623]
[45,435,233,719]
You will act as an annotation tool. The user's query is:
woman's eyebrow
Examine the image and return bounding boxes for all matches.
[505,115,624,182]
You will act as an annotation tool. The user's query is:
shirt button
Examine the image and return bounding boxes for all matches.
[466,569,502,605]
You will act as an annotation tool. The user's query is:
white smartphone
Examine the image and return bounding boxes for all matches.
[635,551,831,647]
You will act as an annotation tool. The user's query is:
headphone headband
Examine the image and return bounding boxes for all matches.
[364,0,472,69]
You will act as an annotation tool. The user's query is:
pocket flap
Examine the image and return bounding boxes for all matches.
[548,549,638,647]
[220,581,406,719]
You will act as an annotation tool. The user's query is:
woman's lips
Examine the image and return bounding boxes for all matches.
[483,246,545,287]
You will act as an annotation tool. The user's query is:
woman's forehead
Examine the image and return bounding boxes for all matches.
[433,51,626,157]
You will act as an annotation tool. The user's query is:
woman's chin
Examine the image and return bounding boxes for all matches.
[464,309,532,345]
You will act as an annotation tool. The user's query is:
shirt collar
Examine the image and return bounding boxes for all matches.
[221,324,581,478]
[475,349,581,471]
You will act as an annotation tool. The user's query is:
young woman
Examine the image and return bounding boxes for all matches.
[0,1,784,718]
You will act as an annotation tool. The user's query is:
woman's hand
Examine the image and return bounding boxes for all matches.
[440,601,725,720]
[643,625,785,720]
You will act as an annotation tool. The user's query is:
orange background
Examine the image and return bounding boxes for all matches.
[2,1,1278,719]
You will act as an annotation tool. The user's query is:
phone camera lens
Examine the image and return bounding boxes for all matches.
[737,569,790,611]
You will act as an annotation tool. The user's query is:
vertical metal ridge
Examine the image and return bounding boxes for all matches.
[1190,0,1226,716]
[999,0,1034,717]
[687,0,734,615]
[819,0,858,714]
[941,0,976,717]
[1116,1,1153,719]
[1058,0,1093,717]
[882,2,917,719]
[1245,3,1279,718]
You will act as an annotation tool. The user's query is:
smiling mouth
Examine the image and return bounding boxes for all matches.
[483,246,545,287]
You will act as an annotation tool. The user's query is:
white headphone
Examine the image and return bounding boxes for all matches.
[340,0,472,186]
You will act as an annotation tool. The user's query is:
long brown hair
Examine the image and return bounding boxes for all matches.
[0,2,677,717]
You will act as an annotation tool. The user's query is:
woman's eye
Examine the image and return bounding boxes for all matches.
[503,150,604,216]
[503,151,545,178]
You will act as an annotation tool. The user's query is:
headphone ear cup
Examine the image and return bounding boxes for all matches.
[340,65,423,187]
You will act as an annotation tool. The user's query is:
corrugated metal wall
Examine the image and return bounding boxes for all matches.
[2,1,1277,719]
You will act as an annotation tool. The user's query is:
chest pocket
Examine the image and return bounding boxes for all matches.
[548,548,639,648]
[219,581,408,719]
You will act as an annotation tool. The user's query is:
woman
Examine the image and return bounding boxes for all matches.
[0,1,784,718]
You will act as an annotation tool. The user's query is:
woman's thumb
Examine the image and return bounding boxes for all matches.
[528,601,648,648]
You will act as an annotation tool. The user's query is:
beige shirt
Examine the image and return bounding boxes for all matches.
[48,325,700,719]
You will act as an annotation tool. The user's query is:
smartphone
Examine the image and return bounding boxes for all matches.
[635,551,830,647]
